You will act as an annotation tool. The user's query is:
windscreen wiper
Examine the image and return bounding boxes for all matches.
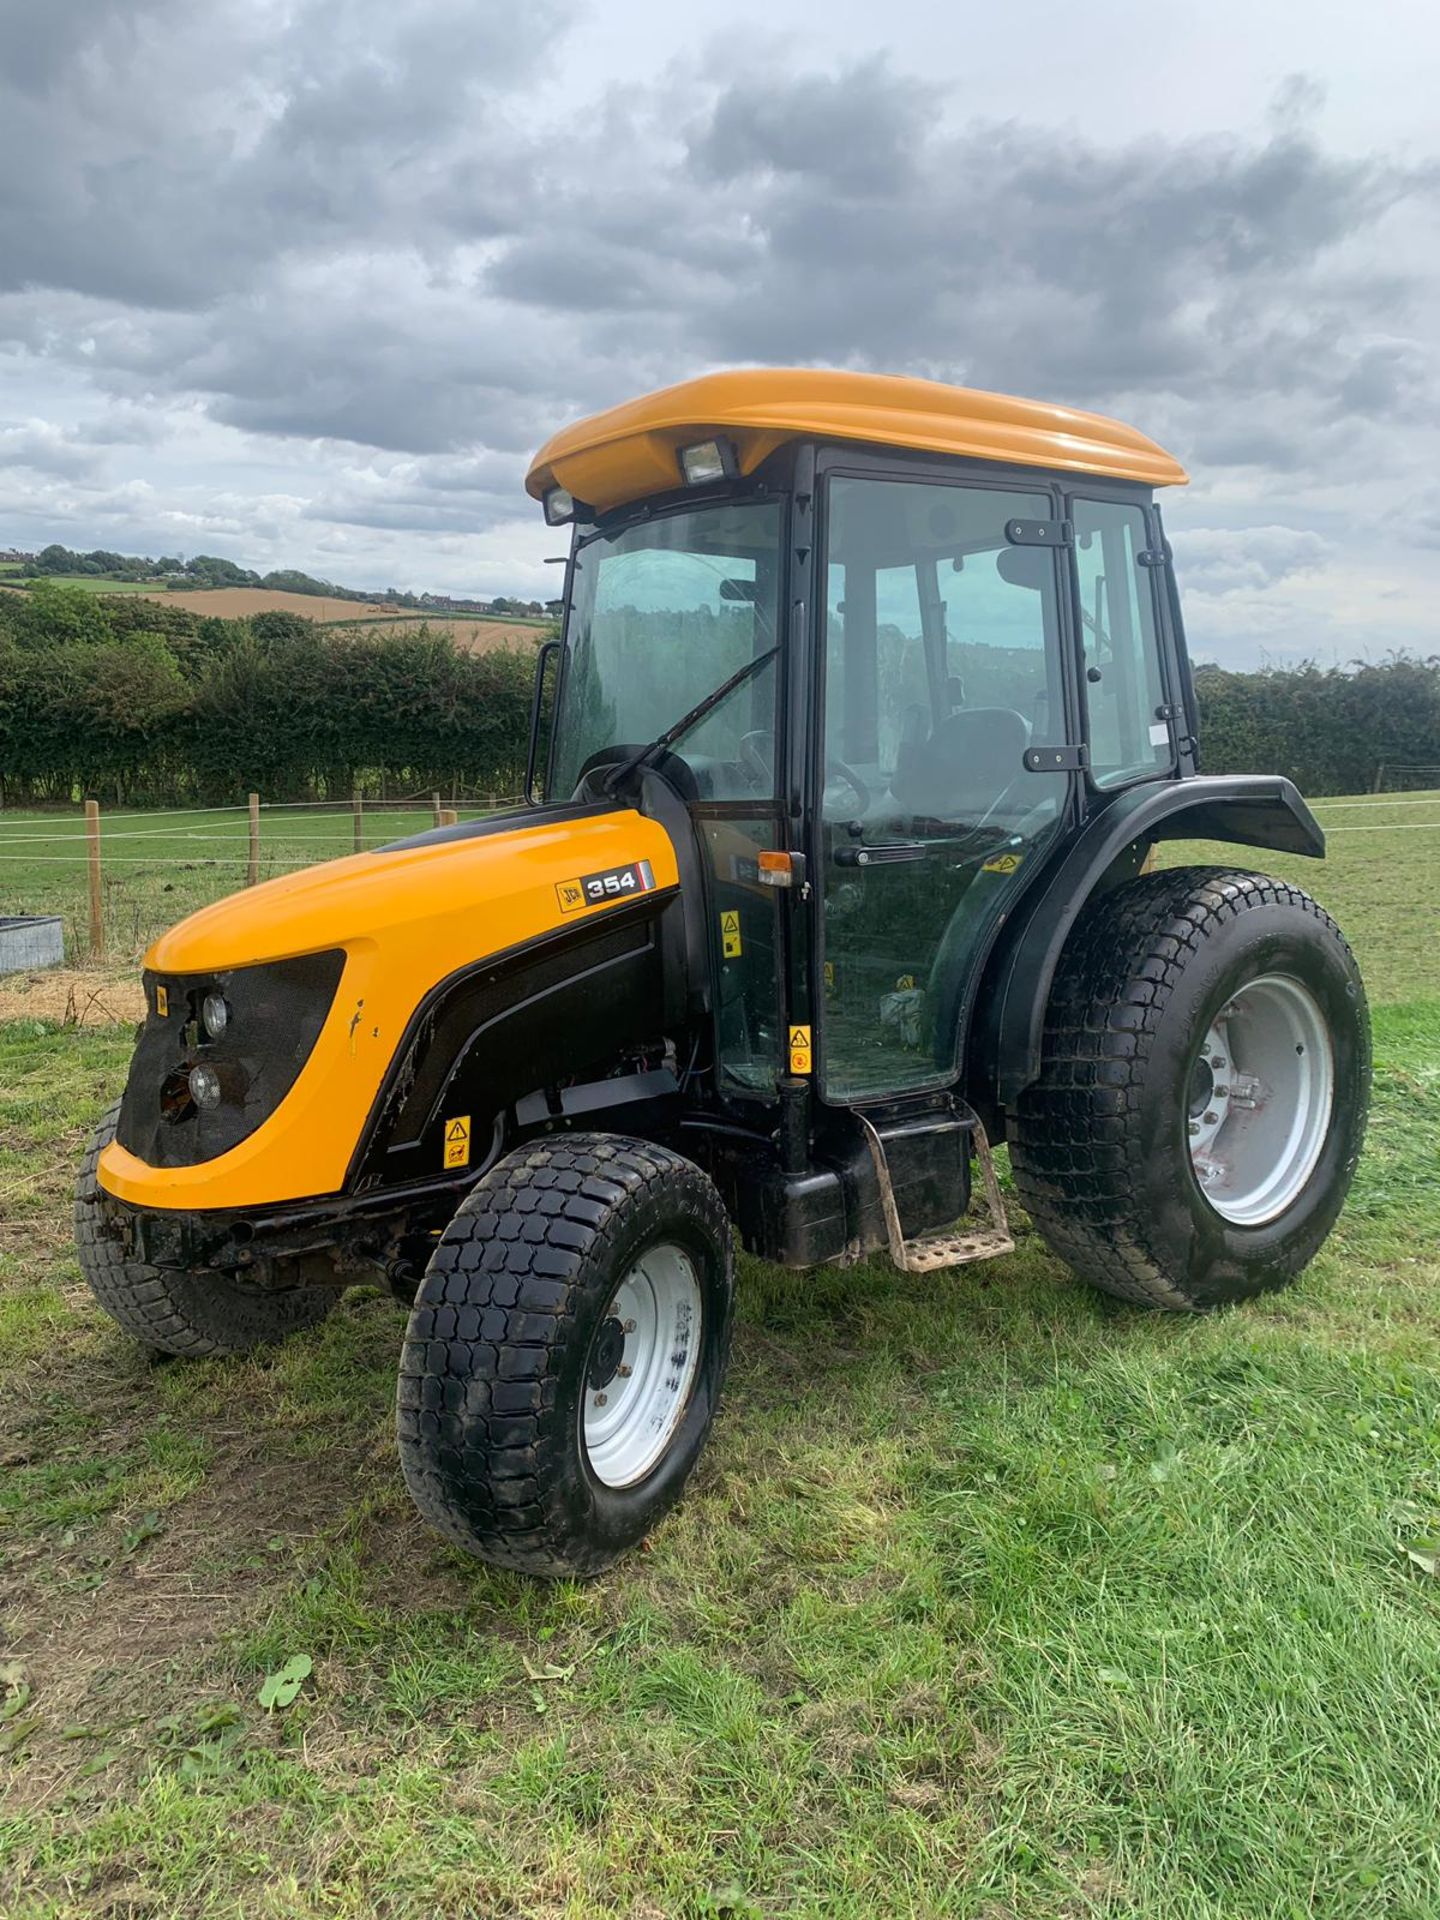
[604,644,779,794]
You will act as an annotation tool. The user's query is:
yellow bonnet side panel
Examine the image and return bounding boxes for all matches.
[97,810,679,1212]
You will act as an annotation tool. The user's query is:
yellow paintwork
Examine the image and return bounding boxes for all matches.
[98,811,679,1212]
[525,368,1188,516]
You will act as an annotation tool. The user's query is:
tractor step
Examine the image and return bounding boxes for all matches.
[859,1111,1015,1273]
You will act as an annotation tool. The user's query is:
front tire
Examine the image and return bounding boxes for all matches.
[1010,868,1370,1310]
[75,1103,337,1356]
[397,1134,734,1578]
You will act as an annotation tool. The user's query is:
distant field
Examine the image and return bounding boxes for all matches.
[1,578,551,645]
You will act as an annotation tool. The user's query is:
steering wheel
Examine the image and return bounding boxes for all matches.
[824,757,871,817]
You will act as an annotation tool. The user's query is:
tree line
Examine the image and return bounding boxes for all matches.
[0,580,1435,806]
[0,583,537,806]
[10,543,556,616]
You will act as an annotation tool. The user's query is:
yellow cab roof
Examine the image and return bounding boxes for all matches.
[525,368,1187,516]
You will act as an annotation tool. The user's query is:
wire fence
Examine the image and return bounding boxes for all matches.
[1,783,1436,970]
[0,790,524,965]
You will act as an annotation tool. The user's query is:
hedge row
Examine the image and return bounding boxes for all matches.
[0,585,539,805]
[1,581,1436,805]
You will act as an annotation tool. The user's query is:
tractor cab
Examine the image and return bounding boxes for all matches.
[524,370,1229,1262]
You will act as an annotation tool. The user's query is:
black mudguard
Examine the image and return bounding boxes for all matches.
[973,775,1324,1111]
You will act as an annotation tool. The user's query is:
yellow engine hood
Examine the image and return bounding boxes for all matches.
[101,807,679,1210]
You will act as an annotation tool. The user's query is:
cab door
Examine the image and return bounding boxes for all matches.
[817,471,1073,1102]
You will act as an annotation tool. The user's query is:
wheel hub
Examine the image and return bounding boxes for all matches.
[1185,973,1335,1226]
[582,1243,703,1490]
[587,1316,627,1392]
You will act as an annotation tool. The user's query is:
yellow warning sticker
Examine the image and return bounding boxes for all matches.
[982,851,1023,875]
[155,984,169,1018]
[443,1115,472,1170]
[788,1024,812,1074]
[896,974,915,990]
[720,909,742,958]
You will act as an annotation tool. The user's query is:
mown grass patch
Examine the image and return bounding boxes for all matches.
[0,1000,1437,1916]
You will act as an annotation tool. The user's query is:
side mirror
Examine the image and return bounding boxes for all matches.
[525,639,561,806]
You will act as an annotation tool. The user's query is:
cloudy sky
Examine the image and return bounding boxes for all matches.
[2,0,1437,666]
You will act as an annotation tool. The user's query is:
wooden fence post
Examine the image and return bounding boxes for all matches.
[247,792,260,886]
[438,807,458,828]
[353,789,364,853]
[85,798,103,960]
[431,790,441,827]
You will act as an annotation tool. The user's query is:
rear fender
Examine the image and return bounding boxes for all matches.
[974,775,1324,1111]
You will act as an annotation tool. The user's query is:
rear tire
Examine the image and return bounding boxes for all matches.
[75,1103,336,1356]
[397,1133,734,1578]
[1010,868,1369,1310]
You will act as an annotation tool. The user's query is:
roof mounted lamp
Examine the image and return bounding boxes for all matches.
[677,437,740,487]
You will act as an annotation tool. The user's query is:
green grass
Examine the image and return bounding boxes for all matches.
[0,814,1437,1917]
[0,805,515,964]
[1157,789,1440,1006]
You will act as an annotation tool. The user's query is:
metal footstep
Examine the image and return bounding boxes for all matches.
[859,1112,1015,1273]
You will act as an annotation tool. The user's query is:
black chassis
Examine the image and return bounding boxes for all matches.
[100,439,1325,1285]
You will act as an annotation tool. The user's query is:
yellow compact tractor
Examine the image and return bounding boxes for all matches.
[78,371,1370,1576]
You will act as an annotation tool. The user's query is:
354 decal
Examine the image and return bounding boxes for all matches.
[555,858,657,914]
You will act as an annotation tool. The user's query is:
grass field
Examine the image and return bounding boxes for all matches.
[0,805,520,966]
[1,800,1438,1918]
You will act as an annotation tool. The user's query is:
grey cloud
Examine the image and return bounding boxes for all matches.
[0,13,1437,635]
[1172,526,1330,596]
[0,419,105,477]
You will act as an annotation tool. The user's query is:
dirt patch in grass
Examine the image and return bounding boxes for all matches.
[0,969,143,1027]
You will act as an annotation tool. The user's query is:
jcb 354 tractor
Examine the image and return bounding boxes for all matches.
[79,371,1370,1577]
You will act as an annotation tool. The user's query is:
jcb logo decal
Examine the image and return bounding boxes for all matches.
[556,859,656,915]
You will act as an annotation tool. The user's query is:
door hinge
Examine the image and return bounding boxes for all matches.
[1005,517,1072,548]
[1023,743,1088,773]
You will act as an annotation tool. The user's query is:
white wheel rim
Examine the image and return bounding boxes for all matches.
[1186,972,1335,1227]
[582,1242,703,1489]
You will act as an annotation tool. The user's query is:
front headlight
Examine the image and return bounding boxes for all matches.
[117,950,346,1169]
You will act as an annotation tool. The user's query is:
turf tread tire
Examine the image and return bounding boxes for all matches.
[1009,866,1369,1311]
[397,1133,734,1579]
[75,1102,336,1356]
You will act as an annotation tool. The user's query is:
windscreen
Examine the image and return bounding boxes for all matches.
[549,498,783,801]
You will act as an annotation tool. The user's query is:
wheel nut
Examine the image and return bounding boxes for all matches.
[1188,1121,1200,1136]
[617,1363,632,1378]
[1204,1110,1218,1124]
[623,1318,636,1333]
[594,1392,608,1407]
[1212,1055,1226,1069]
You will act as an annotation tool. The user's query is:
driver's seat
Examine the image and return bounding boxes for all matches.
[889,707,1031,827]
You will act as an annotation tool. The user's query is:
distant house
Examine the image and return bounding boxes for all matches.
[0,549,34,566]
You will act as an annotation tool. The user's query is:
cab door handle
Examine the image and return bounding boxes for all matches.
[833,843,928,867]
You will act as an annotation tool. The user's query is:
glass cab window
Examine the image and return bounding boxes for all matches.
[549,499,782,801]
[1072,498,1172,788]
[820,476,1070,1101]
[549,496,787,1102]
